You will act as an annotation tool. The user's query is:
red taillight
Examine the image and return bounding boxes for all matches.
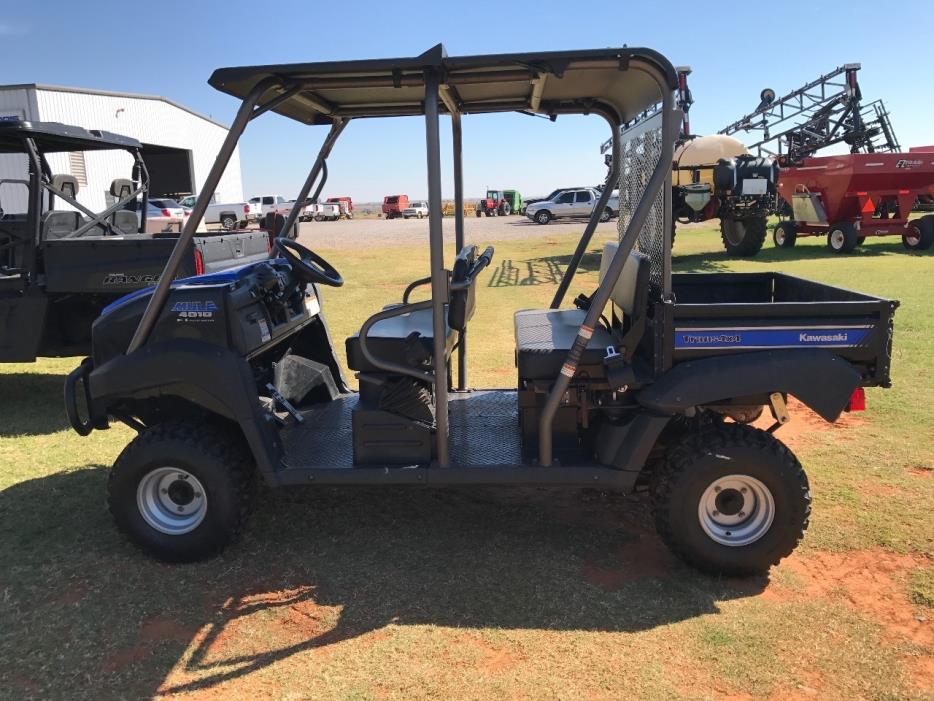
[847,387,866,412]
[161,208,171,217]
[193,248,204,276]
[183,209,191,216]
[244,204,250,214]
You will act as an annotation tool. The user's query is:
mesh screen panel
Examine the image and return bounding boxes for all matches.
[617,114,667,292]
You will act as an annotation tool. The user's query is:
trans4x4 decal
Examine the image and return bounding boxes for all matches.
[674,326,871,349]
[171,300,217,321]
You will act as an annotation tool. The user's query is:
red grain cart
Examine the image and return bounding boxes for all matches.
[775,150,934,252]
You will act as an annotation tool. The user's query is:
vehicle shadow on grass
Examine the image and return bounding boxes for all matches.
[488,251,603,287]
[0,372,69,436]
[0,467,769,698]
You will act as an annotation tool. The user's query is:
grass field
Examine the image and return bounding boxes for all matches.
[0,223,932,700]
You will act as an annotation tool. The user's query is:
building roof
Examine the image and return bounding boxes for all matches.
[208,44,677,126]
[0,83,228,130]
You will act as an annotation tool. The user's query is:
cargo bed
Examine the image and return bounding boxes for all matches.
[667,272,897,386]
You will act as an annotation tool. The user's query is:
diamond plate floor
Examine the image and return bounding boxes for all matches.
[280,390,523,468]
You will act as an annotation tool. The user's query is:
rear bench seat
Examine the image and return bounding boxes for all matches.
[514,243,649,381]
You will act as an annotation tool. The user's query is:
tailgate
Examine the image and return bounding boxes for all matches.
[42,235,195,294]
[194,232,270,273]
[670,272,898,386]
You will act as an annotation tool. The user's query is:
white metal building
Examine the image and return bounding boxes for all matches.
[0,83,243,214]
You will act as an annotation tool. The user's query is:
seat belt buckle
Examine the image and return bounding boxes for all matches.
[573,293,592,311]
[603,346,634,392]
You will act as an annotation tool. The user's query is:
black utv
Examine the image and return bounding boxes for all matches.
[66,46,897,575]
[0,120,269,362]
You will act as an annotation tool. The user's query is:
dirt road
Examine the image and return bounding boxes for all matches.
[294,214,620,249]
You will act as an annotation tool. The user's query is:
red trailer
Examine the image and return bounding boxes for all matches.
[775,150,934,252]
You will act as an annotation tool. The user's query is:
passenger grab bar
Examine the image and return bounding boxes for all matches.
[450,245,494,291]
[402,276,432,303]
[357,300,437,384]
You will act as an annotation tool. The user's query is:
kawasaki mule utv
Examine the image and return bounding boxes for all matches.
[66,46,898,575]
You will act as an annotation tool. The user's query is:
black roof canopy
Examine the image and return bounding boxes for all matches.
[0,118,142,153]
[208,44,677,125]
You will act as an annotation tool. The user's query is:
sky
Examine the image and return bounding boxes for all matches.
[1,0,931,202]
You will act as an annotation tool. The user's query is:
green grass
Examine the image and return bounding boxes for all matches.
[0,224,931,699]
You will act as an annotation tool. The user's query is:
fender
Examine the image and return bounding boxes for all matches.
[87,338,281,476]
[637,349,861,422]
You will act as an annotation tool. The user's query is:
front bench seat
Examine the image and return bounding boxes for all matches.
[514,242,649,380]
[345,309,455,372]
[345,244,488,373]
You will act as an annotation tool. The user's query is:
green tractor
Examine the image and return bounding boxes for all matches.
[475,188,522,216]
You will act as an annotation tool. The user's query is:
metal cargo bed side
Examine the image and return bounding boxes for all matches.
[667,272,898,386]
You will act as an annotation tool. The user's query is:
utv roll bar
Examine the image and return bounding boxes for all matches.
[125,46,678,467]
[0,120,151,279]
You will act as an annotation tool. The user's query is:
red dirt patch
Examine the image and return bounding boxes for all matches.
[450,632,525,673]
[905,654,934,691]
[771,549,932,647]
[751,398,866,450]
[100,617,198,675]
[581,534,677,590]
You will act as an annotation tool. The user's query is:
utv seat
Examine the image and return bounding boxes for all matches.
[345,310,455,372]
[345,244,491,373]
[42,175,95,239]
[110,179,139,235]
[514,242,649,381]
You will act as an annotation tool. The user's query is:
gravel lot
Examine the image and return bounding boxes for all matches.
[295,214,620,249]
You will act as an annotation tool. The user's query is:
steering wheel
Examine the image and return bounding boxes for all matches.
[274,237,343,287]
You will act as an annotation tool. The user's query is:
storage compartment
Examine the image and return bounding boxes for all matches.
[669,272,897,386]
[352,408,433,465]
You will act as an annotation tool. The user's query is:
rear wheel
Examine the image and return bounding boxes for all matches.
[721,216,767,256]
[599,207,612,223]
[903,217,934,251]
[827,222,859,253]
[773,221,797,248]
[107,420,256,563]
[535,210,552,225]
[476,209,482,218]
[652,423,810,576]
[220,214,237,231]
[501,203,512,216]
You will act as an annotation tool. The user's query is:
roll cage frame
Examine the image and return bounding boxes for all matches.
[0,120,150,280]
[126,45,678,468]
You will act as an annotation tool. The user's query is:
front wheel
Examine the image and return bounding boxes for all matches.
[534,210,551,225]
[827,222,859,253]
[652,423,810,576]
[721,217,766,256]
[107,421,256,563]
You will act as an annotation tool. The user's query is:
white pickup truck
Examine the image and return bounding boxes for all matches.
[402,201,429,219]
[178,194,254,230]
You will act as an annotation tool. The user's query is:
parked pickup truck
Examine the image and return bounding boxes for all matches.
[402,201,428,219]
[249,195,292,221]
[0,120,270,362]
[177,194,253,230]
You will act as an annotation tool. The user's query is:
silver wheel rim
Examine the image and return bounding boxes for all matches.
[136,467,207,535]
[830,230,845,249]
[698,474,775,547]
[906,228,920,246]
[775,228,786,246]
